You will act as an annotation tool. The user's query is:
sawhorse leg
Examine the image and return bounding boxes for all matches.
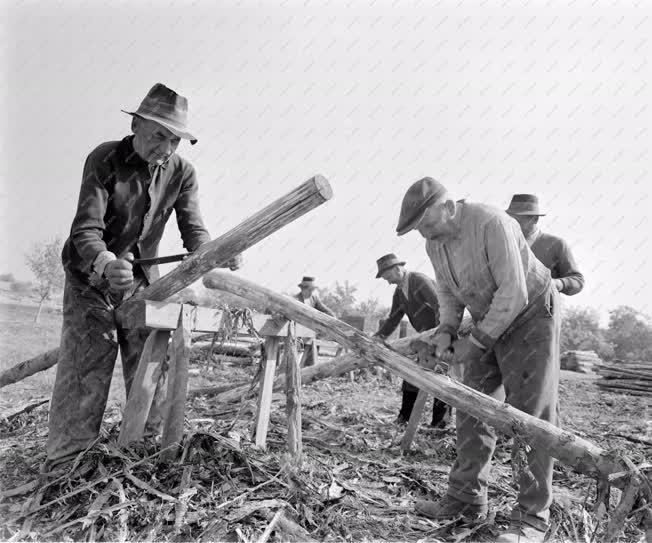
[253,336,280,449]
[401,389,428,451]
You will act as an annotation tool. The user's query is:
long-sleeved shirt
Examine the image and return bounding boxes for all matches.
[62,135,210,283]
[426,202,551,349]
[295,292,336,317]
[528,229,585,296]
[376,271,440,338]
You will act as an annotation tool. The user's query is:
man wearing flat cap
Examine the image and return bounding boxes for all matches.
[295,277,335,366]
[506,194,584,297]
[374,254,449,428]
[397,177,560,542]
[46,84,241,470]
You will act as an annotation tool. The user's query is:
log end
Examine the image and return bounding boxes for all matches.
[310,174,333,201]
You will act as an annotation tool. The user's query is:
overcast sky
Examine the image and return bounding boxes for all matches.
[1,0,650,321]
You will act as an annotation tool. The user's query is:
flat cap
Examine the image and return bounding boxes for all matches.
[396,177,448,236]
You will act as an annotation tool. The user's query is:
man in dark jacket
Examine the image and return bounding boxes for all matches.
[46,84,240,469]
[295,276,335,367]
[506,194,585,297]
[374,254,449,428]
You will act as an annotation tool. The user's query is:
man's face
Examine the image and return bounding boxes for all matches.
[509,214,539,237]
[416,202,451,239]
[381,266,403,285]
[133,117,181,165]
[301,286,316,298]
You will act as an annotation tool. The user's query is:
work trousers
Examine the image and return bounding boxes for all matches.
[447,285,560,531]
[46,273,151,464]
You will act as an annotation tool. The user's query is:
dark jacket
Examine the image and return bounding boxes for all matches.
[62,136,210,283]
[377,271,440,338]
[530,231,585,296]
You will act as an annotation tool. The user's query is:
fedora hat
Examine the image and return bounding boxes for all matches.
[375,254,406,278]
[298,276,318,289]
[396,177,448,236]
[122,83,197,145]
[506,194,545,216]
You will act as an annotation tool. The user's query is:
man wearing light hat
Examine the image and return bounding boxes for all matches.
[46,84,241,469]
[506,194,584,296]
[295,277,335,366]
[374,254,449,427]
[396,177,560,542]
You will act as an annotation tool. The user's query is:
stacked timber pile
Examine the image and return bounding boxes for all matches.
[560,350,600,373]
[595,360,652,396]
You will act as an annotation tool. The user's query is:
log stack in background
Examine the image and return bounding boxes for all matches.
[595,360,652,397]
[560,350,601,374]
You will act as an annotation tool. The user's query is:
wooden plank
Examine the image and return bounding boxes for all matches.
[161,306,193,461]
[258,316,315,338]
[202,270,630,479]
[401,390,428,451]
[0,350,59,389]
[284,326,302,461]
[118,330,170,445]
[120,300,223,332]
[253,336,280,449]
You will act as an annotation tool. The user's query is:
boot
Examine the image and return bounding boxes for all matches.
[415,495,488,521]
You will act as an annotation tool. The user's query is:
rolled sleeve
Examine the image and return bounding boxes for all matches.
[174,163,211,252]
[556,240,585,296]
[473,217,528,348]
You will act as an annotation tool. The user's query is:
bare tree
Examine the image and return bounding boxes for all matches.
[25,237,65,323]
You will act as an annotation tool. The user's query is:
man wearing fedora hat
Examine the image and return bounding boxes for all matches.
[294,277,335,366]
[374,254,449,427]
[396,177,560,542]
[506,194,584,297]
[46,83,241,470]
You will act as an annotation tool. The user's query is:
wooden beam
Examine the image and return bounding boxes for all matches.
[284,326,302,461]
[0,349,59,389]
[202,270,629,479]
[253,336,280,449]
[161,306,193,461]
[401,390,428,451]
[118,330,171,445]
[258,316,315,339]
[119,300,223,332]
[120,175,332,309]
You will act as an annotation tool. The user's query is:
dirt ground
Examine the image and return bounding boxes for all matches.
[0,303,649,542]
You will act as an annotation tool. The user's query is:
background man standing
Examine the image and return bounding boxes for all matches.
[506,194,585,297]
[47,83,240,470]
[397,177,560,543]
[295,276,335,366]
[374,254,449,428]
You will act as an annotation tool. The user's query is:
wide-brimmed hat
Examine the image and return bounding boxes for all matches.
[298,276,318,289]
[396,177,448,236]
[506,194,545,216]
[375,254,406,278]
[122,83,197,145]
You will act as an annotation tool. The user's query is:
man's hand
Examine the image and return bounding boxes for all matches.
[104,252,134,291]
[225,254,243,271]
[553,278,564,292]
[451,336,485,366]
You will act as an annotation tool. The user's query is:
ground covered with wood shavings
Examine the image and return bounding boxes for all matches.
[0,360,649,542]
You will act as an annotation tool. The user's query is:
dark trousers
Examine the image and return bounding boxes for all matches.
[399,380,450,426]
[47,273,150,463]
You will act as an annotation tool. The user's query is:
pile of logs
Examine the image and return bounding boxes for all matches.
[561,350,600,373]
[595,360,652,396]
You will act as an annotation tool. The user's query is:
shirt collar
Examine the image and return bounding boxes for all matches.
[120,136,169,170]
[448,200,466,240]
[526,227,542,246]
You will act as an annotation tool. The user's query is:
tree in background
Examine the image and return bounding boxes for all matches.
[606,305,652,361]
[319,281,358,317]
[560,306,614,360]
[25,237,65,323]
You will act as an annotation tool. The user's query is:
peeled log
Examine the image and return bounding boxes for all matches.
[203,270,627,479]
[0,349,59,388]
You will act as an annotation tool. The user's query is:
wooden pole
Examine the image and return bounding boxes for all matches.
[203,270,628,479]
[253,337,281,449]
[118,330,171,445]
[284,325,302,461]
[3,176,332,389]
[122,175,332,306]
[401,390,429,451]
[161,306,192,462]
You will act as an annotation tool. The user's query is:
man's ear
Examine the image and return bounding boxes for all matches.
[444,199,457,216]
[131,116,140,134]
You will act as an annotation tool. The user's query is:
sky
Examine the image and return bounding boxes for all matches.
[1,0,650,322]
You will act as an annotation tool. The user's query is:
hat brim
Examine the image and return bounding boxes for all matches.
[375,261,406,279]
[122,111,198,145]
[506,209,546,216]
[298,283,317,289]
[396,193,440,236]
